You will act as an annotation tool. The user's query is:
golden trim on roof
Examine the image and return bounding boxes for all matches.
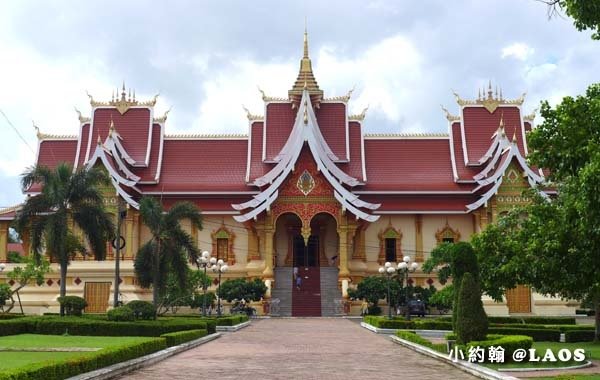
[165,133,248,139]
[348,106,369,121]
[523,108,537,122]
[258,87,289,102]
[87,82,159,115]
[441,105,460,122]
[452,81,525,114]
[323,87,355,103]
[242,106,264,121]
[34,123,77,140]
[0,204,21,215]
[74,107,91,123]
[364,132,449,138]
[288,29,323,100]
[153,108,171,123]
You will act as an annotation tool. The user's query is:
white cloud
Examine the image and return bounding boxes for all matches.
[502,43,535,61]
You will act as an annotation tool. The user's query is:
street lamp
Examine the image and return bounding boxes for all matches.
[195,250,211,317]
[378,262,396,319]
[398,255,419,320]
[211,258,228,317]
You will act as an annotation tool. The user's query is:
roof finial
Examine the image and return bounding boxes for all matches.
[303,18,309,59]
[109,116,115,135]
[499,112,505,130]
[121,81,127,101]
[111,89,115,102]
[512,128,518,143]
[303,99,308,124]
[477,88,481,101]
[33,121,41,139]
[97,134,102,146]
[487,80,493,99]
[495,84,498,99]
[499,87,503,100]
[128,88,132,102]
[133,89,136,101]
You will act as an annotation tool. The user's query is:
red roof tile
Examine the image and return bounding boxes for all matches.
[451,122,479,180]
[340,121,364,180]
[316,102,347,160]
[29,139,78,193]
[360,138,474,192]
[462,106,526,163]
[264,103,296,161]
[133,124,162,182]
[248,122,272,181]
[362,194,476,212]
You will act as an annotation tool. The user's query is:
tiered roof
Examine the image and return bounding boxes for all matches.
[18,32,549,220]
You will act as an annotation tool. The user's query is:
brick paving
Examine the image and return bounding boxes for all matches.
[120,318,477,380]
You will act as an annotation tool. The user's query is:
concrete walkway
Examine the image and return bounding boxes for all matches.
[120,318,477,380]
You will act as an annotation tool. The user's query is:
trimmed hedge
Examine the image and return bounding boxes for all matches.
[160,329,207,347]
[487,316,576,325]
[464,335,533,362]
[213,315,249,326]
[414,320,453,330]
[0,317,208,337]
[0,338,166,380]
[564,330,598,342]
[396,331,447,354]
[0,314,25,320]
[363,316,415,329]
[107,307,135,322]
[487,327,560,342]
[125,301,156,320]
[57,296,87,317]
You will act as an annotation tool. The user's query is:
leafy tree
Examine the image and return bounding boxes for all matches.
[15,163,114,316]
[428,285,454,314]
[541,0,600,40]
[134,196,202,310]
[1,256,51,313]
[218,278,267,303]
[455,272,488,344]
[348,275,400,313]
[473,84,600,339]
[423,242,478,328]
[158,268,210,315]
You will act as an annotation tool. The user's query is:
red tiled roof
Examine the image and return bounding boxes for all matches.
[88,108,152,164]
[451,122,479,180]
[76,123,90,168]
[362,194,476,212]
[264,103,296,161]
[360,138,475,192]
[462,106,526,163]
[340,121,364,180]
[133,124,162,182]
[28,139,78,193]
[316,102,347,160]
[160,197,250,212]
[139,139,249,192]
[248,122,272,181]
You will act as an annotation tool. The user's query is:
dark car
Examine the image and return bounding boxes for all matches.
[407,300,426,317]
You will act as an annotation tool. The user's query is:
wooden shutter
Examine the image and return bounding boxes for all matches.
[84,282,111,313]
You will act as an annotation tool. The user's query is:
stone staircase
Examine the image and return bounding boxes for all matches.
[320,267,342,316]
[292,266,322,316]
[272,267,293,316]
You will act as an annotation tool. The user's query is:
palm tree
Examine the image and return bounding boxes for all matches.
[15,163,115,316]
[134,197,202,311]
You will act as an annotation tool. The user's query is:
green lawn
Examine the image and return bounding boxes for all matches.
[0,334,159,370]
[536,375,600,380]
[533,341,600,361]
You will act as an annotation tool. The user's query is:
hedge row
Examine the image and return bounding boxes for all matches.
[462,335,533,362]
[565,330,598,342]
[0,314,25,320]
[213,315,249,326]
[396,331,447,354]
[0,338,166,380]
[363,316,452,330]
[487,316,576,325]
[487,327,561,342]
[0,317,208,337]
[160,329,207,347]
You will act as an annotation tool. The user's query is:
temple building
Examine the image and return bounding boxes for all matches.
[0,32,570,316]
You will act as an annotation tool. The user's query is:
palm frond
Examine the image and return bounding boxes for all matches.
[20,165,53,192]
[72,204,115,261]
[134,241,156,288]
[139,197,164,235]
[165,201,203,230]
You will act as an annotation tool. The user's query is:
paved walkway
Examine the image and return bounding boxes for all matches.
[120,318,477,380]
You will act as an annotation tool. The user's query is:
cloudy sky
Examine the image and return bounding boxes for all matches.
[0,0,598,207]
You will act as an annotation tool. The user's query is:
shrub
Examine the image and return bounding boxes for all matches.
[0,314,25,320]
[0,338,166,379]
[464,335,533,362]
[396,331,447,354]
[414,320,453,330]
[160,329,207,347]
[0,319,29,336]
[366,305,381,315]
[218,278,267,302]
[487,316,577,325]
[125,300,156,320]
[7,251,25,263]
[564,330,597,342]
[107,306,135,322]
[487,327,560,341]
[57,296,87,316]
[363,316,415,329]
[214,315,248,326]
[455,273,488,344]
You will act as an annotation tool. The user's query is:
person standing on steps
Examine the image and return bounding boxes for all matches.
[296,273,302,290]
[293,266,298,280]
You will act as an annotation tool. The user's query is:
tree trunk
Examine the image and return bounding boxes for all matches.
[59,262,67,316]
[152,239,160,318]
[594,295,600,342]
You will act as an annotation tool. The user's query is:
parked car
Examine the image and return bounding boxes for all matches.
[407,299,426,317]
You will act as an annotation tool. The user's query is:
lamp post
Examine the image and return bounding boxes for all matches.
[211,258,228,317]
[195,250,210,317]
[397,255,419,320]
[378,262,396,319]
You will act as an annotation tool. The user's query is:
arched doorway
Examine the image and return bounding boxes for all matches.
[309,212,338,268]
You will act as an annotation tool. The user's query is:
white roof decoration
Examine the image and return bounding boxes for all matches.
[232,89,379,222]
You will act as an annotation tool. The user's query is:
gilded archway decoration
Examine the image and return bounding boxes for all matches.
[211,224,236,265]
[377,225,402,264]
[435,222,461,244]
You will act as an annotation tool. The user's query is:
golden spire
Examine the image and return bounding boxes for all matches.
[289,26,323,102]
[512,128,518,143]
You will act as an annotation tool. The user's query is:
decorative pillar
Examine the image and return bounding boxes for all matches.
[245,222,261,261]
[338,225,350,277]
[415,214,423,262]
[352,226,366,261]
[0,221,8,263]
[125,207,135,259]
[263,228,274,278]
[480,207,489,229]
[341,278,349,298]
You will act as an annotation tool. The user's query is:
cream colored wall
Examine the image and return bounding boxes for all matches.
[364,215,415,263]
[421,215,474,261]
[321,217,338,262]
[275,218,288,267]
[197,216,249,267]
